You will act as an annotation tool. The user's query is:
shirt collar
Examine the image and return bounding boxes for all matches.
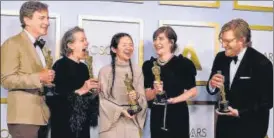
[236,47,247,62]
[24,29,39,44]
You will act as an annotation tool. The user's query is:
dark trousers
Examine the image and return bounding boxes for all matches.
[8,124,49,138]
[38,125,49,138]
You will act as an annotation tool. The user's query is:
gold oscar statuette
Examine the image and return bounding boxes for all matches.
[217,70,229,113]
[85,51,94,79]
[152,62,168,130]
[45,50,53,70]
[124,73,142,115]
[41,48,55,96]
[151,61,168,104]
[152,61,161,83]
[43,49,55,87]
[85,51,99,94]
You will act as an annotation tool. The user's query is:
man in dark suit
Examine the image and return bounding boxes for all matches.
[206,18,273,138]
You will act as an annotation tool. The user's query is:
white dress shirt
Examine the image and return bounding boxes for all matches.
[24,30,46,68]
[229,47,247,87]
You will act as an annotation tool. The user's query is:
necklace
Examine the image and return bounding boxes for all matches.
[157,55,174,66]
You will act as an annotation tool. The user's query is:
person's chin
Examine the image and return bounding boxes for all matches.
[40,31,48,36]
[125,57,131,61]
[79,56,85,60]
[156,50,162,55]
[225,52,233,57]
[41,29,48,34]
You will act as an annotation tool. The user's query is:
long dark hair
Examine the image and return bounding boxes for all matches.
[109,33,134,98]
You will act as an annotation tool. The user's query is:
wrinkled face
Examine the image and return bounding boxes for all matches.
[24,10,49,37]
[153,32,173,56]
[112,36,134,62]
[220,30,244,57]
[68,31,89,60]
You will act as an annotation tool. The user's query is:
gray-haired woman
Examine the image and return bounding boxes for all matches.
[48,26,99,138]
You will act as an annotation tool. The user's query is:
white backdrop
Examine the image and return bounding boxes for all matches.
[1,1,273,138]
[251,26,273,138]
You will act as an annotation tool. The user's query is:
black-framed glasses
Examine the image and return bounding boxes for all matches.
[219,38,236,45]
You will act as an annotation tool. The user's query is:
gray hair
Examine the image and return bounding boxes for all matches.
[20,1,48,28]
[61,26,85,57]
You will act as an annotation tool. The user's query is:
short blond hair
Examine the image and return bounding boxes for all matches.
[219,18,251,47]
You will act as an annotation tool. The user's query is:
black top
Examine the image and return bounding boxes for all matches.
[54,56,89,97]
[49,56,98,138]
[142,55,196,138]
[143,55,197,108]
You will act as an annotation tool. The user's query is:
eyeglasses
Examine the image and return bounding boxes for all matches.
[219,38,236,45]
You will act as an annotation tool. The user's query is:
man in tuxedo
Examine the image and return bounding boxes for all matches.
[206,18,273,138]
[1,1,54,138]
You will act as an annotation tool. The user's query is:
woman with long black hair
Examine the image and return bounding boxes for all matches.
[98,33,147,138]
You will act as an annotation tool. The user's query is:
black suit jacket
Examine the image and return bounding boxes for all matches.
[206,47,273,138]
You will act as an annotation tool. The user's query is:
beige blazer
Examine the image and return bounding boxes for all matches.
[1,31,50,125]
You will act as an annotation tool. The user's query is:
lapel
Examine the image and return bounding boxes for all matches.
[230,47,251,91]
[223,56,231,92]
[20,31,43,70]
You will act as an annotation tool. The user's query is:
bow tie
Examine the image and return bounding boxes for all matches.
[34,39,45,49]
[231,56,238,64]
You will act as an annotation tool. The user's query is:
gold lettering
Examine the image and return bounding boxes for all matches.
[104,46,111,55]
[182,46,202,70]
[264,52,273,63]
[99,46,105,55]
[90,45,98,55]
[88,46,110,55]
